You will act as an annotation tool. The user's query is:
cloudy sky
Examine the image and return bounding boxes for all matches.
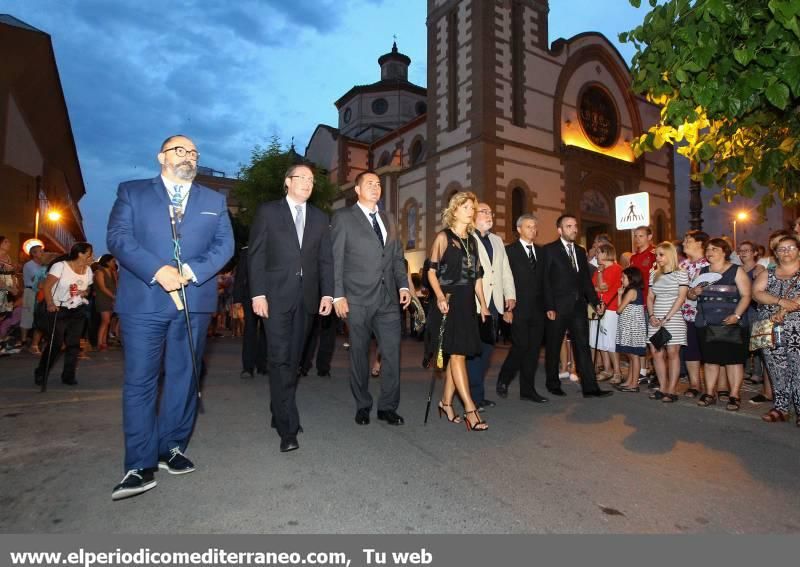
[6,0,651,253]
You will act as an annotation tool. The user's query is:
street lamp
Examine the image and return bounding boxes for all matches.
[34,207,62,239]
[733,211,749,249]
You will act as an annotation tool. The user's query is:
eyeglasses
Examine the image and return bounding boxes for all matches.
[289,175,315,185]
[776,246,798,253]
[477,209,494,216]
[163,146,199,160]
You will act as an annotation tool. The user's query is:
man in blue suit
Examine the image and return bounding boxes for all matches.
[107,134,234,500]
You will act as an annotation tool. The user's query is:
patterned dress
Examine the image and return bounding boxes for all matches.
[616,288,647,356]
[758,268,800,415]
[648,270,689,346]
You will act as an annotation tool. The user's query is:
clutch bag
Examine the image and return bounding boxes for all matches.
[649,326,672,350]
[749,319,775,351]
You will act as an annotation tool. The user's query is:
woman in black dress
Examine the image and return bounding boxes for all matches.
[425,192,491,431]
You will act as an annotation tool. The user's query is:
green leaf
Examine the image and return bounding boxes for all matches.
[630,0,641,7]
[765,81,791,109]
[733,47,755,66]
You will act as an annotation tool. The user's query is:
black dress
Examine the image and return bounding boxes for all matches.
[424,229,483,358]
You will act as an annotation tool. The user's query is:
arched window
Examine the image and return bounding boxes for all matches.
[511,187,526,233]
[377,151,391,167]
[410,138,425,166]
[406,204,418,249]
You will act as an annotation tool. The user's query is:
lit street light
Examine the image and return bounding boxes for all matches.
[34,207,62,239]
[733,211,749,249]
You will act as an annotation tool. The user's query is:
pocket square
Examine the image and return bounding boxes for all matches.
[200,211,218,216]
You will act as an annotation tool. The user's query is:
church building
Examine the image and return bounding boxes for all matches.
[305,0,674,271]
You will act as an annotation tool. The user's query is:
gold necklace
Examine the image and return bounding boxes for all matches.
[453,229,472,269]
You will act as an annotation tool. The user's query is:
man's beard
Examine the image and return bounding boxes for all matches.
[169,161,197,182]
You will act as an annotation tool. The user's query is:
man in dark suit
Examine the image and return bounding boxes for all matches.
[497,214,548,403]
[107,134,234,500]
[248,163,334,452]
[542,214,612,398]
[331,171,410,426]
[232,246,267,379]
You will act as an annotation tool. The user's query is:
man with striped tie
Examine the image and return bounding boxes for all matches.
[107,135,234,500]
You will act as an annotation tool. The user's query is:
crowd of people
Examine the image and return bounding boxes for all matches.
[0,236,121,368]
[5,133,799,503]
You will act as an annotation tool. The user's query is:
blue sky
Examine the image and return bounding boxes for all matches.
[5,0,652,253]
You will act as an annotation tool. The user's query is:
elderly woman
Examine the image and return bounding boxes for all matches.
[34,242,94,387]
[425,191,491,431]
[647,242,689,403]
[690,238,752,410]
[752,234,800,425]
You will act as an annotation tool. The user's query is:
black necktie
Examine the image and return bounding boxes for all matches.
[369,212,384,247]
[567,243,578,272]
[526,245,536,267]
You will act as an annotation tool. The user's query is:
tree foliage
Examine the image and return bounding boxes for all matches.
[234,136,339,227]
[622,0,800,213]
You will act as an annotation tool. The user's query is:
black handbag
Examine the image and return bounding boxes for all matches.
[649,326,672,350]
[704,324,745,345]
[479,315,496,345]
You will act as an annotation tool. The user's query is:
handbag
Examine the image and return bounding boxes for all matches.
[649,326,672,350]
[479,315,496,344]
[749,318,776,351]
[705,324,744,345]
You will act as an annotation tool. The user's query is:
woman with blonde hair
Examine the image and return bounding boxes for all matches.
[425,191,491,431]
[647,241,689,402]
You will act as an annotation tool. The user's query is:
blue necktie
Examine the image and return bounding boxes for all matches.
[370,212,384,247]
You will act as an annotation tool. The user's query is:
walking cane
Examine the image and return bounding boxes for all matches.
[424,293,450,424]
[40,279,64,393]
[592,303,605,369]
[168,205,204,413]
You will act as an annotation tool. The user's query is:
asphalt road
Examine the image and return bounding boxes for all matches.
[1,337,799,534]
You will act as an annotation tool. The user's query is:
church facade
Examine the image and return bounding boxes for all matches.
[305,0,674,272]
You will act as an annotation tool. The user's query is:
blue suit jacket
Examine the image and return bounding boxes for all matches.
[107,176,234,314]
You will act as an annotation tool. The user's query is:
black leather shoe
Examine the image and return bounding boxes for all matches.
[256,367,268,375]
[377,410,404,425]
[355,408,370,425]
[547,387,567,397]
[111,469,156,501]
[317,370,331,377]
[158,447,195,474]
[520,392,549,403]
[297,367,309,377]
[478,398,496,409]
[240,369,254,379]
[280,436,299,452]
[583,389,613,398]
[496,382,508,399]
[62,377,77,386]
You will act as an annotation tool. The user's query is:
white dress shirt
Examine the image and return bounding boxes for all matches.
[560,237,579,272]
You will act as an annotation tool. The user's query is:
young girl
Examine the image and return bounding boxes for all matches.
[615,267,648,391]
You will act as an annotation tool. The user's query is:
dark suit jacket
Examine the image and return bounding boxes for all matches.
[107,176,234,314]
[331,205,408,306]
[541,239,600,313]
[247,198,333,314]
[505,240,545,319]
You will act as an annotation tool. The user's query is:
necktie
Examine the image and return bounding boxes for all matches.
[171,185,183,210]
[294,205,304,247]
[567,243,578,272]
[370,212,384,247]
[526,245,536,267]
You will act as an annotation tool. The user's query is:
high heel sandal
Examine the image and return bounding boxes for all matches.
[463,409,489,432]
[437,401,461,423]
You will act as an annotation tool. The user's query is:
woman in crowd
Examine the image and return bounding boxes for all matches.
[752,234,800,425]
[679,230,710,398]
[738,240,770,402]
[94,254,118,351]
[425,191,491,431]
[591,243,622,383]
[615,266,647,391]
[647,241,688,403]
[0,235,18,314]
[34,242,94,387]
[691,238,751,410]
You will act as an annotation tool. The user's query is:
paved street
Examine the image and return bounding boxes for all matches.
[1,337,799,534]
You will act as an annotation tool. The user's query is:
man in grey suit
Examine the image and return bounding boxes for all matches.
[332,171,411,426]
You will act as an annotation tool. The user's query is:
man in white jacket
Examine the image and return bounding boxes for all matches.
[466,203,516,409]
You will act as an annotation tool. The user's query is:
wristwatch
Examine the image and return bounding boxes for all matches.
[733,314,741,320]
